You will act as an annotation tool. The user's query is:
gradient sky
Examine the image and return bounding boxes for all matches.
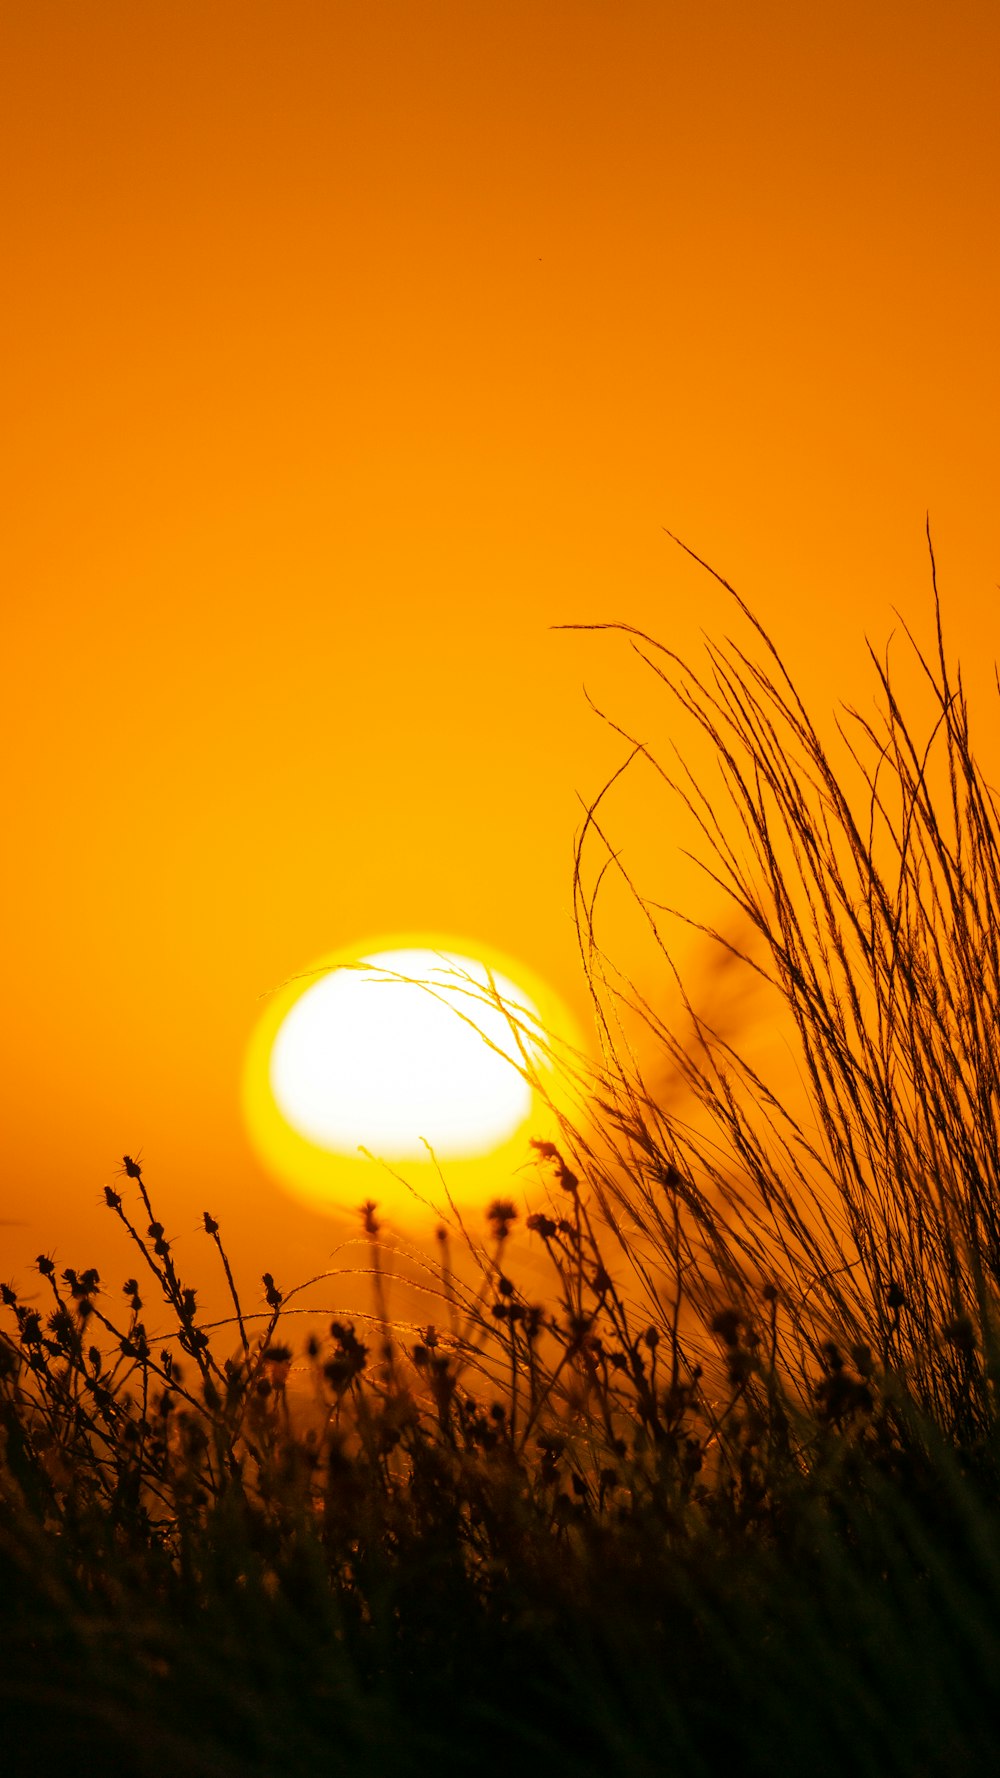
[3,1,998,1305]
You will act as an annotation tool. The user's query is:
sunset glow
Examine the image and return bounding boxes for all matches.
[3,8,999,1767]
[2,0,996,1294]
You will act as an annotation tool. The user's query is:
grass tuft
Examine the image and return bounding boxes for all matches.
[4,541,1000,1775]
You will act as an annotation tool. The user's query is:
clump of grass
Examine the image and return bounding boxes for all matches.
[4,540,1000,1776]
[560,528,1000,1452]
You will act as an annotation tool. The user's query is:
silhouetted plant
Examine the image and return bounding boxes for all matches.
[4,544,1000,1776]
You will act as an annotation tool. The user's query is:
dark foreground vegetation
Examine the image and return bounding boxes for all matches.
[4,541,1000,1776]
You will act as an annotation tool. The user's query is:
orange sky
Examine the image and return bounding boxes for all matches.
[2,1,998,1308]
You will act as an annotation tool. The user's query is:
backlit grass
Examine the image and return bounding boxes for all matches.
[4,537,1000,1777]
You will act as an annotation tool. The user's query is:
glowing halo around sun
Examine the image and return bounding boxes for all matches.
[242,934,587,1222]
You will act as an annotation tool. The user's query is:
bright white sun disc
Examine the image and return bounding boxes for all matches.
[243,932,588,1220]
[269,949,542,1159]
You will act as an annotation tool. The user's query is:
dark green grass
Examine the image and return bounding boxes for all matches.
[4,537,1000,1775]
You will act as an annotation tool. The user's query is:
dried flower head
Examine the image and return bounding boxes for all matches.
[943,1314,977,1356]
[710,1307,743,1348]
[486,1198,518,1241]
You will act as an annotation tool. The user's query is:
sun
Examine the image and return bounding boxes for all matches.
[242,933,587,1221]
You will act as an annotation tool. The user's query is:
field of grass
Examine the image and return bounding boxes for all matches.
[4,540,1000,1776]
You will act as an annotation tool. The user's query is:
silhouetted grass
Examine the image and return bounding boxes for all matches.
[4,536,1000,1775]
